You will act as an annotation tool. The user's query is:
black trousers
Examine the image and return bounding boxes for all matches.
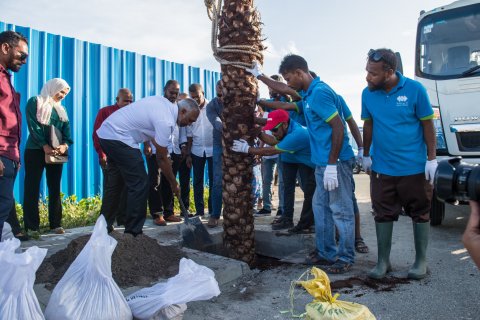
[282,162,315,228]
[6,203,22,235]
[100,163,127,229]
[99,139,148,235]
[0,156,18,240]
[23,148,63,231]
[191,153,213,215]
[147,153,174,218]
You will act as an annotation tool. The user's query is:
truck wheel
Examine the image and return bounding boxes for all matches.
[430,191,445,226]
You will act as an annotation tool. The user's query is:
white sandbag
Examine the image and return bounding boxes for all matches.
[1,222,13,242]
[126,258,220,320]
[45,215,132,320]
[0,238,47,320]
[153,304,187,320]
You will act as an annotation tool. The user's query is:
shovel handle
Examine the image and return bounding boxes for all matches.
[177,196,190,220]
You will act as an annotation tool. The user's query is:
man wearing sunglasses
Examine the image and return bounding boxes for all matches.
[232,109,316,234]
[0,31,28,241]
[362,48,436,280]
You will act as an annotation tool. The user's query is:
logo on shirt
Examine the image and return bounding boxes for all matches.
[396,95,408,107]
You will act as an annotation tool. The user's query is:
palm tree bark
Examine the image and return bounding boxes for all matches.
[218,0,263,265]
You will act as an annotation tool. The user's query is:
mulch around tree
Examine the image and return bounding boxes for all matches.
[36,232,185,290]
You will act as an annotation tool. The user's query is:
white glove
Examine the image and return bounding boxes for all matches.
[357,147,364,162]
[245,61,263,78]
[362,156,372,173]
[323,165,338,191]
[425,159,438,185]
[232,139,250,153]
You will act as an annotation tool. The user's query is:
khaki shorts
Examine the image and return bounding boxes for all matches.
[370,171,433,223]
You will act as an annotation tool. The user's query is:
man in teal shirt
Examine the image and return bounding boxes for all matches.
[362,48,437,280]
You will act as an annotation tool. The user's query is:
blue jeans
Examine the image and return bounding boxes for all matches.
[252,164,262,206]
[313,158,355,264]
[261,157,277,211]
[0,156,18,241]
[211,146,223,219]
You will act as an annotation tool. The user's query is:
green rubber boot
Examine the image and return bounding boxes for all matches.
[368,222,393,279]
[408,222,429,280]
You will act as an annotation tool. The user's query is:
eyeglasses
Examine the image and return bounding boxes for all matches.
[16,51,28,61]
[270,122,283,133]
[368,49,384,62]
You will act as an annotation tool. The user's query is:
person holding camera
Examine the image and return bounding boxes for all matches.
[23,78,72,236]
[362,48,437,280]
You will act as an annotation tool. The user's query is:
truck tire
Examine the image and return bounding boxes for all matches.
[430,191,445,226]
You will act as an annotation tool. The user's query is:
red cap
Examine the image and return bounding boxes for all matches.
[263,109,290,131]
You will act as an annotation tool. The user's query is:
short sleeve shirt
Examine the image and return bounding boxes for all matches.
[361,72,434,176]
[275,120,314,168]
[289,100,306,126]
[97,96,177,149]
[303,77,354,166]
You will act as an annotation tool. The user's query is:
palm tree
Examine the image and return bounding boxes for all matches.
[215,0,264,265]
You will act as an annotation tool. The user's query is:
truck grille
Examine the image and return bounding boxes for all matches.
[456,132,480,151]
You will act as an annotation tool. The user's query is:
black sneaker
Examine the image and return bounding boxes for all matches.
[288,225,314,234]
[272,219,294,230]
[255,208,272,216]
[276,209,283,217]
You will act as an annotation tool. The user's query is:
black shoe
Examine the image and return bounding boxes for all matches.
[255,208,271,216]
[272,219,294,230]
[276,209,283,217]
[288,225,314,234]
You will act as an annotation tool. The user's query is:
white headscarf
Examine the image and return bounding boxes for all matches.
[36,78,70,125]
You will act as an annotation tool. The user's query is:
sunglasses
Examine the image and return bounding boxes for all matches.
[368,49,384,62]
[270,122,283,133]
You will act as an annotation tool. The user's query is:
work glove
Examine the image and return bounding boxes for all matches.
[323,165,338,191]
[362,156,372,174]
[245,61,263,78]
[425,159,438,185]
[232,139,250,153]
[357,147,364,162]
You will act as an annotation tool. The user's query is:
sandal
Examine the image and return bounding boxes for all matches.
[304,253,335,266]
[325,261,353,274]
[355,238,369,254]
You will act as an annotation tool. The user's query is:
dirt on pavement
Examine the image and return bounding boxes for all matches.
[36,231,184,289]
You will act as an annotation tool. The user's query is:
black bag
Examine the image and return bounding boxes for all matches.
[45,125,68,164]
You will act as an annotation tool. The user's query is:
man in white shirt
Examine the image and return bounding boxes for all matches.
[144,80,186,226]
[186,83,213,217]
[97,96,199,235]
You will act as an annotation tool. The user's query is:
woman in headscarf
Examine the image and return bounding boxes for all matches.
[23,78,72,236]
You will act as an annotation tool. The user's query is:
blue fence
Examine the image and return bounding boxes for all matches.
[0,22,221,202]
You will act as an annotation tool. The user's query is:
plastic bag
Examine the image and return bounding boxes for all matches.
[1,222,13,242]
[153,304,187,320]
[294,267,376,320]
[45,216,132,320]
[0,238,47,320]
[126,258,221,320]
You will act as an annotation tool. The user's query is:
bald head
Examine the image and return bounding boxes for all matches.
[116,88,133,107]
[177,98,200,127]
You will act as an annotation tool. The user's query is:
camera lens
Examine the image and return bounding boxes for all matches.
[435,157,480,202]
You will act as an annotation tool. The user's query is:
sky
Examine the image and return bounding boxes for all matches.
[0,0,448,121]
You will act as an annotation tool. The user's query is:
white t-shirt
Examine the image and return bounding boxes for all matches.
[186,100,214,157]
[97,96,178,149]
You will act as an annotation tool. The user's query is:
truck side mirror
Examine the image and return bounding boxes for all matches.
[395,52,403,74]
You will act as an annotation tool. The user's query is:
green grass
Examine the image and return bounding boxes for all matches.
[15,186,209,234]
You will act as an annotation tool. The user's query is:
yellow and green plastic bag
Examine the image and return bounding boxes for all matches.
[290,267,376,320]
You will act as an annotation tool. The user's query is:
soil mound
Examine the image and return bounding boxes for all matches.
[36,232,185,289]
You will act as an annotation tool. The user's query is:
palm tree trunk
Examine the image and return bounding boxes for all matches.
[218,0,263,265]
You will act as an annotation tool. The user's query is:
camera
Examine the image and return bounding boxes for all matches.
[435,157,480,203]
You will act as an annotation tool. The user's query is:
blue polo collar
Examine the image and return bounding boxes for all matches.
[305,77,321,99]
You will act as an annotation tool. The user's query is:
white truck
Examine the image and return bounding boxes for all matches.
[416,0,480,225]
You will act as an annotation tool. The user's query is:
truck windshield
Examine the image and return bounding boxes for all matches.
[416,3,480,79]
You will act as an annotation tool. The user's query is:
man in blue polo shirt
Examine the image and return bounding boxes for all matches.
[232,110,315,234]
[361,48,437,280]
[277,54,356,274]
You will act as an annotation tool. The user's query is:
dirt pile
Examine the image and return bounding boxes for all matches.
[331,276,411,295]
[36,232,185,290]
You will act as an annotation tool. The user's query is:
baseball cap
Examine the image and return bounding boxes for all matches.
[263,109,290,131]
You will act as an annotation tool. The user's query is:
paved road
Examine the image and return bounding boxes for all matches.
[186,173,480,320]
